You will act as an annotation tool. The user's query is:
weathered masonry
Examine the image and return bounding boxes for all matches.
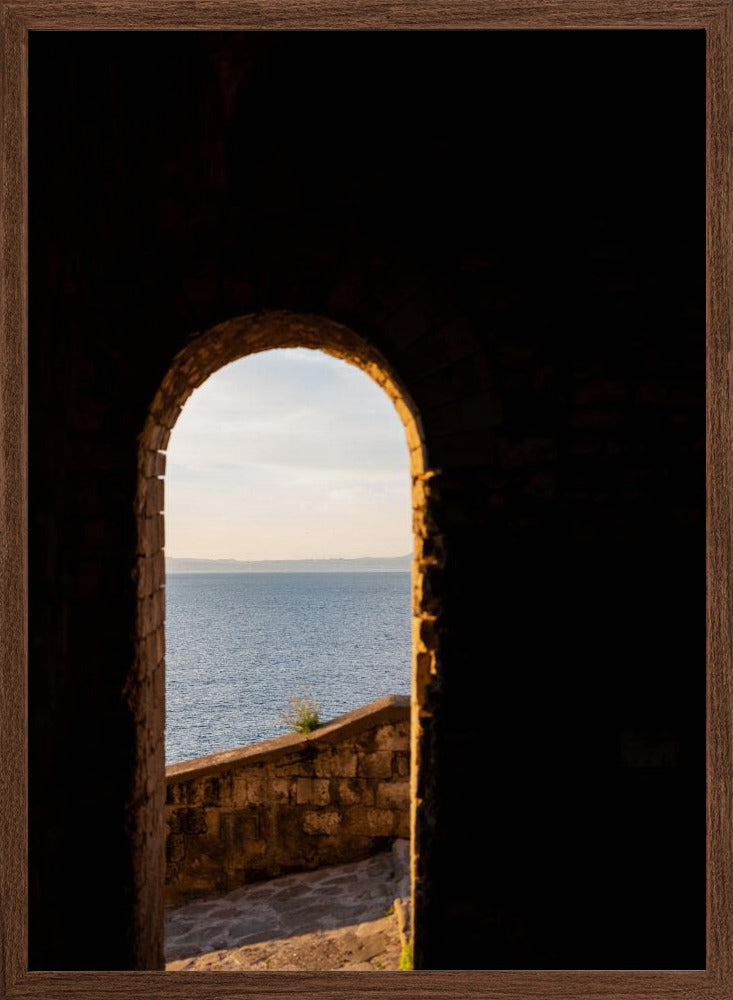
[136,308,439,964]
[28,32,704,972]
[165,696,410,904]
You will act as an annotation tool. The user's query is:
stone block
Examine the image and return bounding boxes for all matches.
[273,756,316,777]
[144,476,164,516]
[144,630,161,674]
[155,624,165,663]
[271,777,294,803]
[296,777,331,805]
[202,777,222,806]
[245,777,267,805]
[346,806,395,837]
[313,749,358,777]
[334,777,375,806]
[183,781,203,806]
[373,724,410,752]
[395,811,411,839]
[357,752,392,779]
[204,808,220,838]
[181,807,207,835]
[139,447,165,478]
[147,421,171,451]
[376,780,410,809]
[395,754,410,778]
[302,810,342,836]
[136,594,158,639]
[221,809,261,844]
[368,807,397,836]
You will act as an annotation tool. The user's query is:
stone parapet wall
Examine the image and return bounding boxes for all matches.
[165,695,410,904]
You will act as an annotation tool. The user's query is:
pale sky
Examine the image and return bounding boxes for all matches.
[164,349,412,560]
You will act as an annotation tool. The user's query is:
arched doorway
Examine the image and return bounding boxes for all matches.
[134,310,443,966]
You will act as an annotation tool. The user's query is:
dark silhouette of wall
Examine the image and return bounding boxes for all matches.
[29,31,704,970]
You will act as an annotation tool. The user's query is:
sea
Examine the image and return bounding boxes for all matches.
[165,572,412,764]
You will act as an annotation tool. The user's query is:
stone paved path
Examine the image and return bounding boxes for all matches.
[166,840,410,971]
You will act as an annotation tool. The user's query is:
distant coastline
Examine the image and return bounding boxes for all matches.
[166,554,411,574]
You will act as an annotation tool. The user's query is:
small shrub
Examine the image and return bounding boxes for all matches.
[280,692,321,734]
[398,941,413,971]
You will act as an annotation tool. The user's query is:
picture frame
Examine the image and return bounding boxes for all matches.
[1,3,729,998]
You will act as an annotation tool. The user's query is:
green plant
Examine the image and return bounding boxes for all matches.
[398,941,413,971]
[280,691,321,734]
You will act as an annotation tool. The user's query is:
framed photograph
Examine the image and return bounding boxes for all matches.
[1,3,727,999]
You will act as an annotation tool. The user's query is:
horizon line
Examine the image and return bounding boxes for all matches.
[166,553,411,563]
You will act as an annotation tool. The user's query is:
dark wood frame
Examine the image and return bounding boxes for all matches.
[1,3,728,998]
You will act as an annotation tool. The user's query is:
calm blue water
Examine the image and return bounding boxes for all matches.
[165,572,411,764]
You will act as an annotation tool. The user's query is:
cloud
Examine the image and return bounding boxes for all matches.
[164,349,412,560]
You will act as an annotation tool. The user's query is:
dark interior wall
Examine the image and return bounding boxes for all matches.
[29,31,704,970]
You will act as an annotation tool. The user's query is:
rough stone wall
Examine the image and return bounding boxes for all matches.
[28,32,704,971]
[135,308,443,945]
[164,697,410,904]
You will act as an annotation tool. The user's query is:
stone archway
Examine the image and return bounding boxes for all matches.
[132,310,445,966]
